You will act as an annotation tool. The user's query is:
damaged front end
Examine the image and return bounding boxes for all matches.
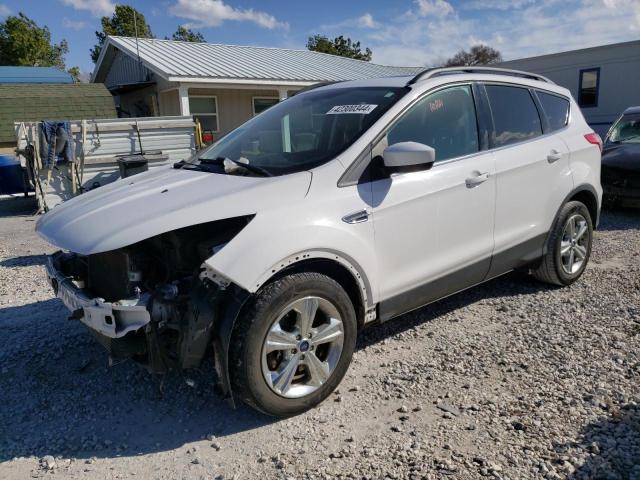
[45,216,254,398]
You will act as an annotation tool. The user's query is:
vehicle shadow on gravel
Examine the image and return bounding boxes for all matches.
[557,403,640,479]
[0,254,47,268]
[0,299,275,463]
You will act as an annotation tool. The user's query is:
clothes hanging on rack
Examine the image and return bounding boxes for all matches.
[40,121,74,168]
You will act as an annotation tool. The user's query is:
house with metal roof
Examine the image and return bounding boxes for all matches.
[0,66,74,84]
[91,36,421,141]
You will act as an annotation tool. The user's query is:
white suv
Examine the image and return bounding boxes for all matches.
[38,67,603,416]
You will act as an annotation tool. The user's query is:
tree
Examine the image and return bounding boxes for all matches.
[0,13,68,68]
[443,44,502,67]
[91,5,153,63]
[170,26,205,43]
[67,66,81,83]
[307,35,372,61]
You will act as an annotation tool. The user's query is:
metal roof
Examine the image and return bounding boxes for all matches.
[94,36,422,84]
[0,66,74,84]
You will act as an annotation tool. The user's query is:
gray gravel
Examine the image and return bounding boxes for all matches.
[1,196,639,479]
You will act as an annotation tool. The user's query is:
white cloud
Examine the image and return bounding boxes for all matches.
[320,12,379,31]
[60,0,115,17]
[358,13,378,28]
[0,3,10,16]
[62,17,87,30]
[169,0,288,30]
[462,0,535,10]
[415,0,454,18]
[360,0,640,67]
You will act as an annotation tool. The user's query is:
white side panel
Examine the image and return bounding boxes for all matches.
[493,134,573,253]
[371,153,496,301]
[561,101,603,207]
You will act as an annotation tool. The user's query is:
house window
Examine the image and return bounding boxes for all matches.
[578,68,600,108]
[253,97,279,116]
[189,96,218,132]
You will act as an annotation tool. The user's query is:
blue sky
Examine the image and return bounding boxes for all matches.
[1,0,638,77]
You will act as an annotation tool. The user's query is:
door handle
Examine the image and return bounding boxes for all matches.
[465,172,489,188]
[547,150,562,163]
[342,209,369,224]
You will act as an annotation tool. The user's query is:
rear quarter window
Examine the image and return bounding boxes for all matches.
[485,85,543,148]
[536,91,570,131]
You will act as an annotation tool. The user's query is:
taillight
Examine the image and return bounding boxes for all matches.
[584,132,603,153]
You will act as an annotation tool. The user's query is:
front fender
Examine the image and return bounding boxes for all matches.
[203,204,379,305]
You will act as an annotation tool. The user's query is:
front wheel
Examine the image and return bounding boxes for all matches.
[229,272,357,417]
[533,201,593,286]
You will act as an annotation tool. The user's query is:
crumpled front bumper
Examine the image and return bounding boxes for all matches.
[45,252,151,339]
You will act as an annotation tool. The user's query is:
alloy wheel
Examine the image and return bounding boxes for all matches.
[560,213,589,275]
[261,296,344,398]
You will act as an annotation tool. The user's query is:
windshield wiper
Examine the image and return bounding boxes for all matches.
[174,159,218,172]
[200,157,273,177]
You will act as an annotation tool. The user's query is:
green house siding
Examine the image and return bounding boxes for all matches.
[0,83,116,147]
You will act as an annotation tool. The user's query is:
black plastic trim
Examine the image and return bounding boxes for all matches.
[378,232,549,323]
[560,184,601,228]
[211,284,251,408]
[378,256,491,322]
[486,233,547,279]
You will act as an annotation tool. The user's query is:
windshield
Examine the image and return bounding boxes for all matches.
[189,86,407,176]
[606,114,640,145]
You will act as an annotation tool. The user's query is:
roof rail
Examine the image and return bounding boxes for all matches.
[407,67,554,85]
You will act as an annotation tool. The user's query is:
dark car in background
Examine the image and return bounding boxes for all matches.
[602,106,640,208]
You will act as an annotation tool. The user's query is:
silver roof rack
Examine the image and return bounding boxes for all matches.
[407,67,554,85]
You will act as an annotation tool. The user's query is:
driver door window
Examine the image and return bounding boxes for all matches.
[374,84,479,163]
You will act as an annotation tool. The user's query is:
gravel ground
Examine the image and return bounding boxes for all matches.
[0,196,639,480]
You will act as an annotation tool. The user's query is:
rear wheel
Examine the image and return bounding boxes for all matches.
[533,201,593,286]
[229,272,357,417]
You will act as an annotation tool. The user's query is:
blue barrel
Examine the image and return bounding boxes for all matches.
[0,155,25,195]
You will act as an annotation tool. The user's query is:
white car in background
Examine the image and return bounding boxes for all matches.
[37,67,602,417]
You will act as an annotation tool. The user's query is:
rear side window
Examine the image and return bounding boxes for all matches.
[386,85,479,162]
[485,85,542,147]
[537,91,569,131]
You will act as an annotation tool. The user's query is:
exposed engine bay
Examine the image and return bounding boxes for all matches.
[49,216,254,377]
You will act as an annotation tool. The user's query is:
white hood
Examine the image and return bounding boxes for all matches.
[36,165,312,255]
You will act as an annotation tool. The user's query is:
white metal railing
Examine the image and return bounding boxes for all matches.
[15,116,196,212]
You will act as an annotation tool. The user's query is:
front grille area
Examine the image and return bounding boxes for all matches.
[87,250,138,301]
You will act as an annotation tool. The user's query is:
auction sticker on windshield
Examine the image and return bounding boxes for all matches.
[327,104,378,114]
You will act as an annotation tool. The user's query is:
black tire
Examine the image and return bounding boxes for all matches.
[533,201,593,286]
[229,272,357,417]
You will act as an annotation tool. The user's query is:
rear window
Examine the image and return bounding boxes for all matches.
[485,85,543,147]
[537,91,569,131]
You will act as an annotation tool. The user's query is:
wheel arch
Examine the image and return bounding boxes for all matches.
[254,251,374,328]
[567,185,600,228]
[543,184,600,257]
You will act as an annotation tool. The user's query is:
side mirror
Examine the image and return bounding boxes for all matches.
[383,142,435,169]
